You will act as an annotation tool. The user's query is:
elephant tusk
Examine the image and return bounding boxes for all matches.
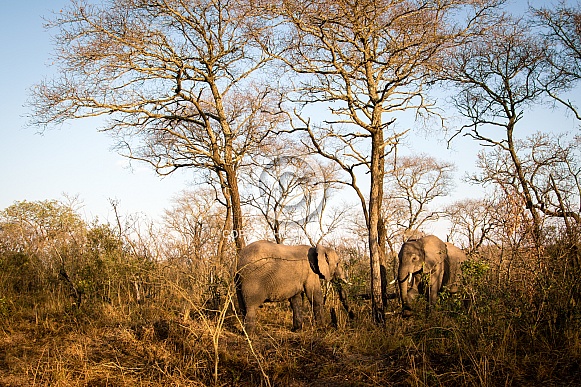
[389,278,397,285]
[397,272,414,284]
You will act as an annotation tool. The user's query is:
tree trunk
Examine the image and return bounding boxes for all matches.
[368,130,385,324]
[217,170,233,261]
[378,216,390,310]
[216,196,232,261]
[507,121,543,247]
[224,165,246,252]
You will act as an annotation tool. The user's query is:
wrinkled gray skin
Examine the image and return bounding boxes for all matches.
[398,235,466,317]
[236,240,346,334]
[444,242,468,293]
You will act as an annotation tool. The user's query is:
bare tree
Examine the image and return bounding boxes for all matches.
[474,132,581,232]
[385,154,455,236]
[163,187,229,262]
[444,15,567,246]
[29,0,284,252]
[268,0,497,323]
[534,0,581,119]
[446,196,498,254]
[246,150,343,244]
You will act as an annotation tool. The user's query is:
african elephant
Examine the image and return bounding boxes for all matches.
[397,235,465,317]
[235,240,347,334]
[443,242,467,294]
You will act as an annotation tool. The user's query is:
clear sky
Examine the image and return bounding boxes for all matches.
[0,0,191,223]
[0,0,578,233]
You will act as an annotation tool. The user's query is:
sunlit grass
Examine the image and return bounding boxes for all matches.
[2,289,579,386]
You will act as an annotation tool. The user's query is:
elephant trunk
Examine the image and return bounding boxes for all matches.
[334,265,351,285]
[398,270,413,317]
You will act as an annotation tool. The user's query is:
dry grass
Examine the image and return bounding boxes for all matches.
[2,201,580,385]
[1,293,580,387]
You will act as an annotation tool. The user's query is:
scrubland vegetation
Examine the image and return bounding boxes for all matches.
[1,198,580,386]
[8,0,581,384]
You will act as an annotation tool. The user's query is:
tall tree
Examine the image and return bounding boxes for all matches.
[270,0,495,323]
[534,0,581,118]
[444,15,576,246]
[29,0,283,252]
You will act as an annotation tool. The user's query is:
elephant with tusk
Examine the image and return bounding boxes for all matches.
[397,235,466,317]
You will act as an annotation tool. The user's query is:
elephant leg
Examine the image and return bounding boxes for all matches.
[244,304,258,335]
[428,268,444,307]
[289,293,303,331]
[313,294,324,325]
[236,287,246,317]
[305,286,324,325]
[447,260,461,293]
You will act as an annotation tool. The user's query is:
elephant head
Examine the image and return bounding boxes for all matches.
[236,240,350,334]
[398,235,447,317]
[312,244,346,282]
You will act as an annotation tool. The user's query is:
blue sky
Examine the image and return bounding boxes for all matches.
[0,0,578,234]
[0,0,191,222]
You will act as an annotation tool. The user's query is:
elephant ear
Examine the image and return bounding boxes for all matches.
[315,245,331,280]
[420,236,442,268]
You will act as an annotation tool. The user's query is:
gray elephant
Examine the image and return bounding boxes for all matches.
[444,242,467,293]
[235,240,347,334]
[397,235,466,317]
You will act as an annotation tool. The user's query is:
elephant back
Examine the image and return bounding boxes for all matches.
[238,240,268,267]
[445,243,468,264]
[237,240,310,269]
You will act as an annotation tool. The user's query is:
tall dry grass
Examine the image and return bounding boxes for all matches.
[2,268,580,386]
[1,210,580,385]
